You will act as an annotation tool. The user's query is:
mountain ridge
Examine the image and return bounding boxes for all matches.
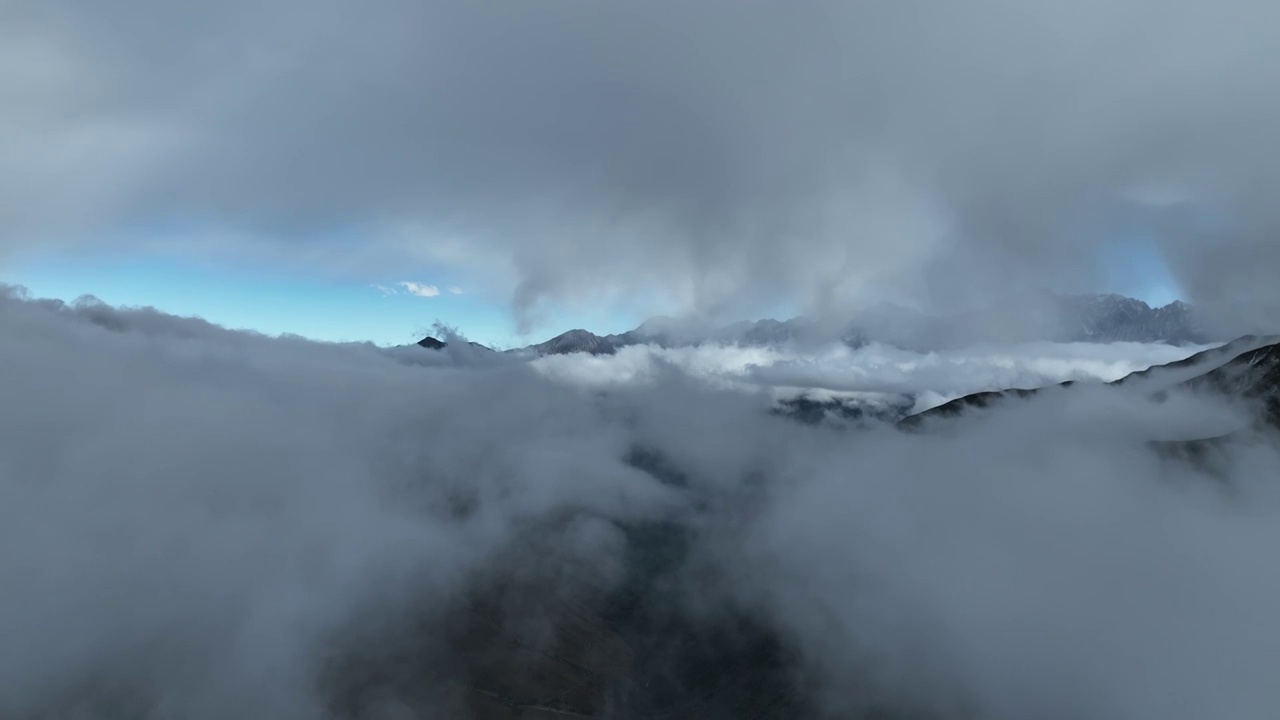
[899,334,1280,430]
[416,293,1213,356]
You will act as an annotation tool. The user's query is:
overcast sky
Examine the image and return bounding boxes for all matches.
[4,0,1280,336]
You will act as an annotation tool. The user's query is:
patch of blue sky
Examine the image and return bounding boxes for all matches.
[6,253,478,345]
[4,251,654,348]
[1076,195,1188,308]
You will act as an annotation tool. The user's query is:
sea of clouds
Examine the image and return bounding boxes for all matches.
[3,286,1278,719]
[528,339,1217,416]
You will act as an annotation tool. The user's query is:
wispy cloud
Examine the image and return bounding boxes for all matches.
[448,286,464,295]
[376,281,446,298]
[398,281,440,297]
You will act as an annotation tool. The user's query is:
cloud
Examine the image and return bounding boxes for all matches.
[372,281,444,298]
[393,281,439,297]
[530,339,1217,414]
[0,287,673,717]
[5,1,1280,332]
[448,286,463,295]
[3,287,1280,718]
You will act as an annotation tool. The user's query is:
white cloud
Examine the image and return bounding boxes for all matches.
[396,281,440,297]
[448,286,464,295]
[531,340,1216,415]
[2,286,1278,719]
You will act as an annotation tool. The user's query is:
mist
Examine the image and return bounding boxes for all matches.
[2,287,1278,718]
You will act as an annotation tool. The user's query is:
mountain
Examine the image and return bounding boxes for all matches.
[849,293,1208,350]
[529,328,622,356]
[899,334,1280,430]
[1051,294,1202,344]
[415,336,495,352]
[1178,340,1280,426]
[406,293,1212,357]
[513,293,1213,357]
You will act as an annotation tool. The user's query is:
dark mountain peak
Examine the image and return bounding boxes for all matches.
[414,336,494,352]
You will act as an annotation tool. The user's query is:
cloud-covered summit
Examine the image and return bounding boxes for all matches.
[6,0,1280,332]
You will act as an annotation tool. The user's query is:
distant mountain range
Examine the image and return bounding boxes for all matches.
[416,292,1212,355]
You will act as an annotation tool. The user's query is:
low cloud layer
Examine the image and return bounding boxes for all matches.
[5,1,1280,331]
[3,288,1279,718]
[530,340,1216,414]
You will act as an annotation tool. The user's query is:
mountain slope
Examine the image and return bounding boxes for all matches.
[1178,341,1280,426]
[899,335,1280,430]
[530,329,621,356]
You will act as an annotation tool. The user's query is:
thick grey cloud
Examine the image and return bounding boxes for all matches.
[4,1,1280,328]
[3,288,1280,717]
[0,286,675,717]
